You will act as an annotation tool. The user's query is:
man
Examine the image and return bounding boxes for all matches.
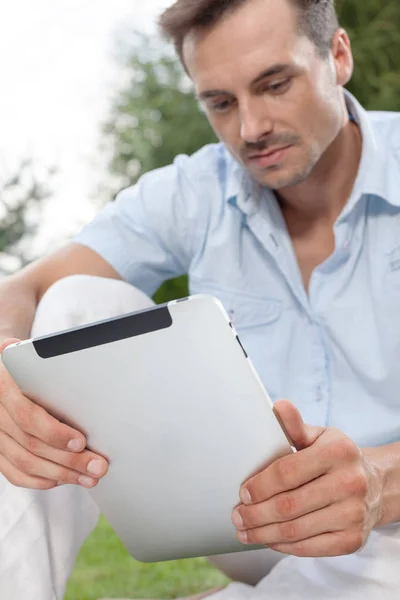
[1,0,400,598]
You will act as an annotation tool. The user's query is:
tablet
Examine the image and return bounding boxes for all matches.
[2,294,294,562]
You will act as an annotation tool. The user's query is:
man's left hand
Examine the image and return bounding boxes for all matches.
[232,400,385,557]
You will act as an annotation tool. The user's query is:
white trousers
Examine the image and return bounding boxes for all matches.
[1,275,400,600]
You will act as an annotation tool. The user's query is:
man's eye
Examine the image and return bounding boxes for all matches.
[266,79,291,94]
[209,99,234,113]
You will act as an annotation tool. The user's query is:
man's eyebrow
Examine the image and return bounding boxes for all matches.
[197,64,293,101]
[251,63,292,85]
[197,89,232,101]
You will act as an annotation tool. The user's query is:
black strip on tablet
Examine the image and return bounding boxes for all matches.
[33,305,173,359]
[236,336,248,358]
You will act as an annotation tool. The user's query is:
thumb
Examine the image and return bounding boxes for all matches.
[274,399,325,451]
[0,338,21,354]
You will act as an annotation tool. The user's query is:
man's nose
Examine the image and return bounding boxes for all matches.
[239,98,273,144]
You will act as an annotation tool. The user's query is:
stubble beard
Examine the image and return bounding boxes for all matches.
[250,144,321,190]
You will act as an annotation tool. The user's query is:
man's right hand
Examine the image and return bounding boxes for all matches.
[0,339,109,490]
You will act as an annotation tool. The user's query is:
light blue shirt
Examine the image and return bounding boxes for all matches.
[75,92,400,449]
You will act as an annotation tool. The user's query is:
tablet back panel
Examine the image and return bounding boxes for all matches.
[2,295,293,562]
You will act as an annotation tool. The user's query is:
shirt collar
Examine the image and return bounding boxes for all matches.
[225,90,400,215]
[226,154,265,216]
[343,90,400,213]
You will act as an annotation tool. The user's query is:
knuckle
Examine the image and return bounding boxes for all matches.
[39,413,64,446]
[339,469,368,497]
[293,546,307,557]
[349,500,367,525]
[57,466,77,485]
[354,473,368,497]
[25,434,41,454]
[287,541,307,557]
[242,505,259,528]
[274,459,296,488]
[278,520,299,541]
[341,531,365,555]
[330,436,359,462]
[352,471,369,496]
[14,453,34,475]
[63,453,86,474]
[275,494,297,519]
[13,403,35,432]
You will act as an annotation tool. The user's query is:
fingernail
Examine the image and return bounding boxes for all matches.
[87,459,105,476]
[232,509,244,528]
[240,488,252,505]
[67,439,84,452]
[237,530,248,544]
[78,475,96,488]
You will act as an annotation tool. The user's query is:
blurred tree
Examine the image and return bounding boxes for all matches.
[101,33,216,301]
[102,33,216,195]
[0,161,50,272]
[337,0,400,110]
[102,0,399,301]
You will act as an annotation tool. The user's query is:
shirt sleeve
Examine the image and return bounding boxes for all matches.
[73,153,208,297]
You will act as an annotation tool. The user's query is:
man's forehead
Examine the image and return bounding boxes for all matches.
[182,0,302,89]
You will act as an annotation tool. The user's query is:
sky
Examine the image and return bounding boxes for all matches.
[0,0,171,253]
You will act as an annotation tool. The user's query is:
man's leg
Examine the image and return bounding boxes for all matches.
[0,275,155,600]
[209,547,283,585]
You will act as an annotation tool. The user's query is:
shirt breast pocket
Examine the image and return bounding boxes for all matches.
[189,279,283,397]
[189,279,282,329]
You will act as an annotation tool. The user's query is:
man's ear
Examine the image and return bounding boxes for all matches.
[331,28,354,87]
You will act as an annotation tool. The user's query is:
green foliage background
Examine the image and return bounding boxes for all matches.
[337,0,400,109]
[0,162,49,267]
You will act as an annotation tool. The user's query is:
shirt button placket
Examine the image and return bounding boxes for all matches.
[309,314,331,425]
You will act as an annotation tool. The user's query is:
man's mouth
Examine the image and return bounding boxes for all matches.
[247,145,293,168]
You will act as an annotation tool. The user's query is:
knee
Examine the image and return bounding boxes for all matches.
[31,275,154,337]
[37,274,113,320]
[39,275,107,305]
[32,275,109,336]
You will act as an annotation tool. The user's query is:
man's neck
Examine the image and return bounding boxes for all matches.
[276,117,363,229]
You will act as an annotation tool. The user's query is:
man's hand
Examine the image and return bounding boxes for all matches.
[0,338,108,490]
[232,400,385,558]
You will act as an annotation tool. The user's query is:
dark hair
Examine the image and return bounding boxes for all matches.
[159,0,339,61]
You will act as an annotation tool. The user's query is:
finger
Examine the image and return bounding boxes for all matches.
[0,452,57,491]
[0,338,21,353]
[1,381,87,453]
[237,500,358,547]
[241,433,336,505]
[267,529,365,558]
[0,431,100,488]
[235,470,360,529]
[273,399,325,450]
[0,404,108,478]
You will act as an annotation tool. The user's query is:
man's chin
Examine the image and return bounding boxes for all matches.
[251,166,312,190]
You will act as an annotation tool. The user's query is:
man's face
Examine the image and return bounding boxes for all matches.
[183,0,348,190]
